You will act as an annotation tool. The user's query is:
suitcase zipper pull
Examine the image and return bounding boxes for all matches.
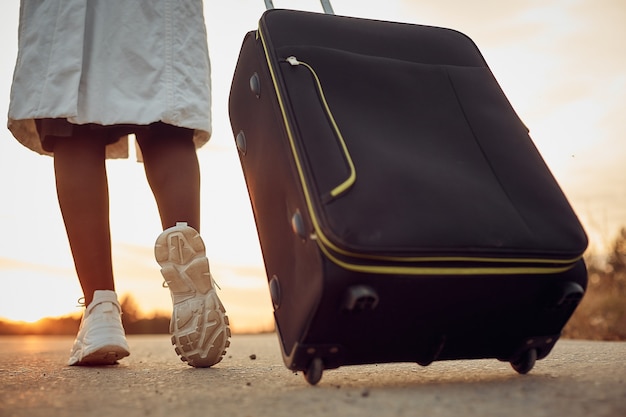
[286,56,301,66]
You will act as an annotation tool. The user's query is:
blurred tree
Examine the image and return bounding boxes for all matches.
[119,293,169,334]
[563,227,626,340]
[120,293,140,326]
[0,292,169,335]
[606,227,626,275]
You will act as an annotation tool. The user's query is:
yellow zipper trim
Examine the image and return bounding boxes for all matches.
[326,252,584,265]
[283,56,356,198]
[257,27,581,275]
[316,240,579,275]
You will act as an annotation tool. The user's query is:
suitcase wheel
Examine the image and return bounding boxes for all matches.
[303,357,324,385]
[510,348,537,375]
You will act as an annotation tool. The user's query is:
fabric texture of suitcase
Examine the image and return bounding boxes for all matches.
[228,8,588,385]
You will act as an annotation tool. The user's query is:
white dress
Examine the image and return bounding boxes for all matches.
[7,0,212,159]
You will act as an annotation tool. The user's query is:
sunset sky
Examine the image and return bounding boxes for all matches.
[0,0,624,330]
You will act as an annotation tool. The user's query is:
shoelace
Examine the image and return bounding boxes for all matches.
[76,296,124,316]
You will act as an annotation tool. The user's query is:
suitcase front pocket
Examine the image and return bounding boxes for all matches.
[266,43,585,273]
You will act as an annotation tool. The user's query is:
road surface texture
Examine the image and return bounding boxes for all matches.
[0,334,624,417]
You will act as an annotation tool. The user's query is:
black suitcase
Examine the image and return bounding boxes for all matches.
[228,6,588,385]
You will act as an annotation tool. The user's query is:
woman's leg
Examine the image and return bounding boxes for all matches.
[52,135,114,307]
[135,125,201,232]
[138,125,230,367]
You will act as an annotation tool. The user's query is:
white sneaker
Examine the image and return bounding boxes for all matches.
[68,290,130,366]
[155,222,230,367]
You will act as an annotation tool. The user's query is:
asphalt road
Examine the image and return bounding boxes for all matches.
[0,334,624,417]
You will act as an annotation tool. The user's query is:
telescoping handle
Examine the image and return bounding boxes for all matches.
[264,0,334,14]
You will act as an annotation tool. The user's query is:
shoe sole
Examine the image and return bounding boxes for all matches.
[155,224,231,368]
[74,344,130,366]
